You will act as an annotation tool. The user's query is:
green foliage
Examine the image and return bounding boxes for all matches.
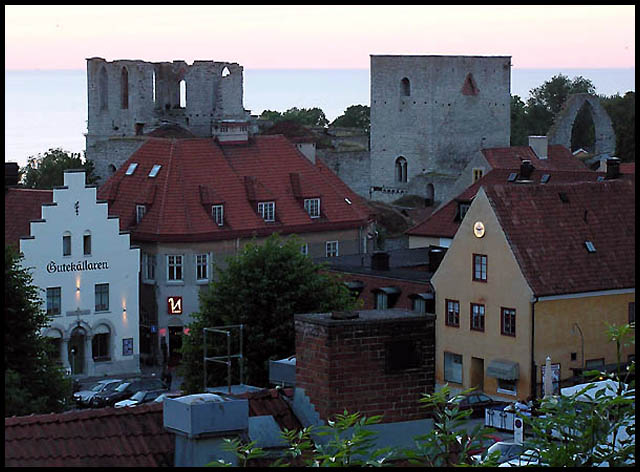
[179,234,357,392]
[601,91,635,162]
[20,148,100,189]
[260,107,328,127]
[4,246,72,416]
[330,105,370,134]
[510,95,529,146]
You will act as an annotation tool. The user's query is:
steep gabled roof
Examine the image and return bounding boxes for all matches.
[485,179,635,296]
[406,168,611,239]
[97,135,372,242]
[4,188,53,248]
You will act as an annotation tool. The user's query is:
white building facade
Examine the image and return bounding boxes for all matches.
[20,170,141,377]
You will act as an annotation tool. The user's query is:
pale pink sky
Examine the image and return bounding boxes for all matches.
[5,5,635,70]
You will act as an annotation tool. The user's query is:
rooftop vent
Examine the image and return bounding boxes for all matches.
[605,157,621,180]
[125,163,138,175]
[519,160,535,180]
[428,247,446,273]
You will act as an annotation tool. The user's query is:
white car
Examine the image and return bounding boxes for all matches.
[114,389,166,408]
[473,441,525,465]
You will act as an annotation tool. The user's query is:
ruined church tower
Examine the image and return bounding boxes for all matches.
[369,55,511,203]
[85,58,250,182]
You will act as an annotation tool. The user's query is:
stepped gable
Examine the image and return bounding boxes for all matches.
[486,179,635,296]
[97,134,372,242]
[4,403,173,467]
[4,188,53,248]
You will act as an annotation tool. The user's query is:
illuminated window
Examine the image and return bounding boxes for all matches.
[472,168,484,182]
[445,299,460,327]
[501,307,516,336]
[167,255,183,281]
[304,198,320,218]
[212,204,224,226]
[325,240,339,257]
[196,254,208,281]
[95,283,109,312]
[258,201,275,222]
[473,254,487,282]
[471,303,485,331]
[47,287,61,316]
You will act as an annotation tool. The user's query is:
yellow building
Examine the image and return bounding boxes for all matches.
[431,178,635,401]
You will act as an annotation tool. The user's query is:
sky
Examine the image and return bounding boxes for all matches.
[4,5,635,70]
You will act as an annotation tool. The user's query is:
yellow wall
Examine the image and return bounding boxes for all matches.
[431,189,535,401]
[534,293,635,381]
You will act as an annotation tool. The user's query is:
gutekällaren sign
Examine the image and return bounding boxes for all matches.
[46,259,110,274]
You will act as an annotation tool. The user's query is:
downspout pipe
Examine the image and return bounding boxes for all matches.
[531,296,538,400]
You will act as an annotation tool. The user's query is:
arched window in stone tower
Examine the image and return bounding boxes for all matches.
[395,157,408,183]
[221,66,230,77]
[179,79,187,108]
[99,66,108,111]
[401,77,411,97]
[120,67,129,109]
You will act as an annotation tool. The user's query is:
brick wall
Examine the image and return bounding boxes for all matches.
[295,310,435,423]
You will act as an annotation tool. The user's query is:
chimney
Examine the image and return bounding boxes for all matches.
[528,135,548,160]
[294,310,436,424]
[428,247,446,273]
[371,251,390,271]
[5,162,19,187]
[605,157,621,179]
[519,160,535,180]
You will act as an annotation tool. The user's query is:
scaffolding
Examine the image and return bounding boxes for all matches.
[203,324,244,394]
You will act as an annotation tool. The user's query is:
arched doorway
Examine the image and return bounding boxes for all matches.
[68,327,86,375]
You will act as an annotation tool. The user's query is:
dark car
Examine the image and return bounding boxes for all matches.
[447,392,508,418]
[114,388,168,408]
[90,377,167,408]
[73,378,123,408]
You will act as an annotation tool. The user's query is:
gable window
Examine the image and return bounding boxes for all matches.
[142,253,156,282]
[83,232,91,256]
[325,240,339,257]
[471,303,485,331]
[472,168,484,182]
[444,352,463,384]
[95,283,109,312]
[196,254,209,282]
[136,204,146,224]
[46,287,61,316]
[473,254,487,282]
[395,157,408,183]
[304,198,321,218]
[501,307,516,337]
[458,203,471,221]
[63,233,71,256]
[258,201,275,222]
[445,299,460,327]
[167,255,183,281]
[212,204,224,226]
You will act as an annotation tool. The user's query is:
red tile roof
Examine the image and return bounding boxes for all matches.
[97,136,372,242]
[406,168,609,238]
[620,162,635,174]
[4,403,173,467]
[482,145,589,171]
[485,179,635,296]
[4,188,53,248]
[234,387,302,432]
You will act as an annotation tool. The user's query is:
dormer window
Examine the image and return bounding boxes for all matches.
[304,198,320,218]
[148,164,162,178]
[212,204,224,226]
[458,202,471,221]
[136,204,146,224]
[125,163,138,175]
[258,201,275,222]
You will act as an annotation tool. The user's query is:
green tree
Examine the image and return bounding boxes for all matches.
[510,95,529,146]
[179,234,357,392]
[4,246,72,417]
[20,148,100,189]
[330,105,370,134]
[259,107,328,127]
[601,91,635,162]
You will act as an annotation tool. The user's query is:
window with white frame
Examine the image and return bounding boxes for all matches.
[136,204,146,224]
[304,198,321,218]
[142,253,156,282]
[212,204,224,226]
[196,254,209,281]
[325,240,339,257]
[258,201,275,222]
[444,352,463,384]
[167,255,183,281]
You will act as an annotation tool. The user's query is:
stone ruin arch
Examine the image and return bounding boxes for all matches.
[547,93,616,159]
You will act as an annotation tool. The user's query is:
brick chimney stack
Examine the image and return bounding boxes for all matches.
[294,310,435,423]
[605,157,621,179]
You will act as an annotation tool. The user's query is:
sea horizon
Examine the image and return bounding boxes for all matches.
[5,67,635,168]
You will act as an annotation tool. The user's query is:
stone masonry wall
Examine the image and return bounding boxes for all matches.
[317,150,371,198]
[295,312,435,423]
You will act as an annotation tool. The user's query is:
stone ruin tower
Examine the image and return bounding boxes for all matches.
[369,55,511,204]
[85,58,251,182]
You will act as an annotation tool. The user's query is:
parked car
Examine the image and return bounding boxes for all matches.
[73,379,123,408]
[447,391,509,418]
[472,441,525,465]
[91,377,166,408]
[114,388,167,408]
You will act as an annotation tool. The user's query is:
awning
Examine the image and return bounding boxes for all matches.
[486,359,519,380]
[411,293,434,300]
[376,287,401,295]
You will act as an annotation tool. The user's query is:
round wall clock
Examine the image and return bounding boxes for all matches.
[473,221,485,238]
